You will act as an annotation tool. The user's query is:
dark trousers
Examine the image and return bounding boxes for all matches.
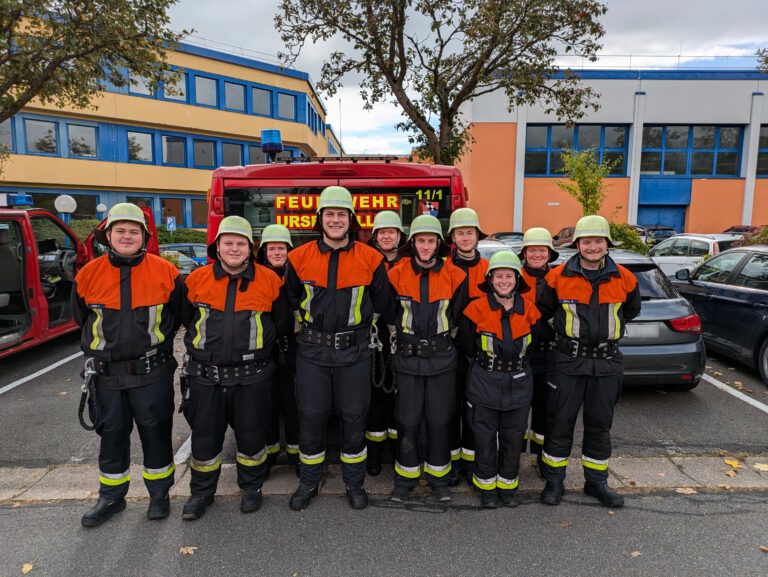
[450,369,474,472]
[366,377,395,460]
[528,371,549,455]
[468,402,528,492]
[96,376,175,500]
[266,361,299,464]
[185,378,271,497]
[296,355,371,488]
[541,370,623,483]
[393,371,456,488]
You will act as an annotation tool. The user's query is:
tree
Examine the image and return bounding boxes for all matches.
[0,0,189,125]
[276,0,607,165]
[757,48,768,73]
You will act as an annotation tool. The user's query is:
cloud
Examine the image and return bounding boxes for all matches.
[341,133,413,155]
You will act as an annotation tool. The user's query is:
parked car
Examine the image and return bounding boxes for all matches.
[160,243,208,266]
[552,226,575,247]
[723,225,761,234]
[485,231,524,248]
[648,233,742,276]
[631,224,677,245]
[160,250,199,278]
[673,246,768,383]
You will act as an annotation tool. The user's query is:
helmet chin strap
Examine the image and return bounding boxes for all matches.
[412,240,439,265]
[493,288,516,299]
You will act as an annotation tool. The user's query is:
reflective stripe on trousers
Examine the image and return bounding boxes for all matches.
[100,468,130,486]
[394,461,420,479]
[299,450,326,466]
[542,451,568,468]
[340,447,367,464]
[236,447,268,468]
[143,462,175,481]
[581,454,609,471]
[190,453,222,473]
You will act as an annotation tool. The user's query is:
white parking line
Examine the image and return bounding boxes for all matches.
[0,351,84,396]
[174,436,192,465]
[702,374,768,416]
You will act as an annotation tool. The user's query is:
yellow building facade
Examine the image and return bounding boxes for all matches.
[1,43,343,227]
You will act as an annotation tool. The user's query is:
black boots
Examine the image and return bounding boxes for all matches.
[584,481,624,508]
[433,486,452,502]
[346,486,368,510]
[182,495,214,521]
[389,485,413,502]
[240,488,263,513]
[147,494,170,520]
[498,489,521,508]
[540,480,565,506]
[480,491,499,509]
[289,484,318,511]
[81,497,126,528]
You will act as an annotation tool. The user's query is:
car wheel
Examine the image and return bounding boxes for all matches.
[664,380,700,392]
[757,338,768,385]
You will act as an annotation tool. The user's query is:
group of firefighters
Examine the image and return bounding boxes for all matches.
[72,186,640,527]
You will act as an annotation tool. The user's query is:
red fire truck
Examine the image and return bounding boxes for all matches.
[205,157,468,247]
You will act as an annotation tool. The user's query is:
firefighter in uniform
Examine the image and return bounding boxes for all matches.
[73,203,182,527]
[536,215,641,507]
[257,224,301,476]
[180,216,291,520]
[284,186,392,511]
[364,211,406,476]
[447,207,489,486]
[387,215,468,502]
[517,228,559,465]
[459,251,541,508]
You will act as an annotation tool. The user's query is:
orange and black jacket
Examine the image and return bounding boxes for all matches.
[537,253,641,372]
[72,251,182,388]
[182,259,291,377]
[459,291,541,410]
[256,254,297,363]
[521,263,556,374]
[283,237,392,366]
[451,248,489,301]
[387,256,468,375]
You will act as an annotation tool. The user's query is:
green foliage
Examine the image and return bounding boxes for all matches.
[609,223,648,255]
[0,0,189,124]
[160,251,181,269]
[758,48,768,73]
[276,0,607,165]
[155,228,207,245]
[735,225,768,247]
[67,218,100,242]
[555,147,618,216]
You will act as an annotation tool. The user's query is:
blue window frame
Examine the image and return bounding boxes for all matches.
[127,131,153,163]
[278,93,296,120]
[252,87,271,116]
[641,125,743,177]
[0,119,15,153]
[224,81,245,112]
[524,124,628,176]
[195,75,218,107]
[221,142,242,166]
[162,135,186,166]
[193,139,215,168]
[25,118,59,155]
[67,124,98,158]
[755,126,768,177]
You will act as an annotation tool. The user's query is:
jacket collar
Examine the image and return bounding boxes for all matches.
[410,255,445,275]
[451,247,480,268]
[523,263,549,278]
[108,249,146,268]
[213,258,255,281]
[561,253,620,281]
[318,236,355,254]
[486,290,525,315]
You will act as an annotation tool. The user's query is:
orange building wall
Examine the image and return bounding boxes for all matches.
[521,178,630,234]
[685,179,744,232]
[460,123,517,232]
[751,180,768,226]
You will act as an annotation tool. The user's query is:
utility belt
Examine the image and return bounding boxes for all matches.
[92,346,174,377]
[535,339,554,353]
[475,352,524,372]
[554,334,619,359]
[300,325,369,350]
[186,357,272,385]
[396,332,453,358]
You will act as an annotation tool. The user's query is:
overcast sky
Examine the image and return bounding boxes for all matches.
[168,0,768,155]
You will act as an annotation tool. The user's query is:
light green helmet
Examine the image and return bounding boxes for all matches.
[408,214,444,241]
[448,207,487,238]
[105,203,148,233]
[518,227,560,263]
[208,215,253,260]
[316,186,355,214]
[260,224,293,247]
[371,210,404,234]
[487,250,523,276]
[570,214,618,247]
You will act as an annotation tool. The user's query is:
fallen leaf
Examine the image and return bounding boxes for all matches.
[753,463,768,472]
[21,558,36,574]
[760,545,768,553]
[734,383,744,390]
[676,487,697,494]
[66,378,71,382]
[705,365,712,369]
[725,470,737,478]
[746,389,755,394]
[12,502,21,508]
[629,480,636,486]
[179,546,198,555]
[717,484,732,490]
[724,458,743,469]
[608,511,615,516]
[631,551,642,558]
[560,521,571,528]
[657,472,665,478]
[57,391,68,396]
[293,573,299,577]
[713,371,723,377]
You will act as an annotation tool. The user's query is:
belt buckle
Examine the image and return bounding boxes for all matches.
[418,339,429,357]
[334,332,349,350]
[210,365,220,382]
[570,340,579,358]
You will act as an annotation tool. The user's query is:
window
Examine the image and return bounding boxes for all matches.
[693,252,746,284]
[126,196,154,210]
[164,73,187,102]
[224,82,245,111]
[278,93,296,120]
[191,199,208,226]
[689,240,709,257]
[193,140,215,168]
[161,198,184,226]
[524,125,628,176]
[162,135,186,165]
[26,119,58,154]
[756,126,768,177]
[649,238,676,257]
[641,125,742,177]
[129,73,152,96]
[732,253,768,290]
[0,119,13,152]
[222,142,242,166]
[252,87,271,116]
[249,144,266,164]
[668,238,690,257]
[33,193,98,220]
[195,76,217,107]
[68,125,97,158]
[127,131,153,162]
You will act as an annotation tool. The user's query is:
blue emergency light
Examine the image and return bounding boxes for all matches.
[0,193,33,207]
[261,130,283,154]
